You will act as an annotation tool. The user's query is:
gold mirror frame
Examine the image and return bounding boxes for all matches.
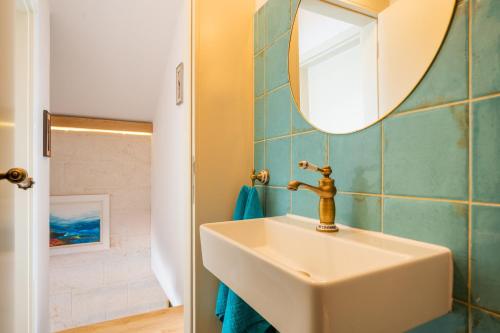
[288,0,457,135]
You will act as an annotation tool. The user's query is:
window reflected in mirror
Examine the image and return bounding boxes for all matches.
[297,2,378,133]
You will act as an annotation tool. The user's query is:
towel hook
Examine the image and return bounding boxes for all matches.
[250,169,270,186]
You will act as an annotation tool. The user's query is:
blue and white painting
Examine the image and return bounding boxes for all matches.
[50,201,102,248]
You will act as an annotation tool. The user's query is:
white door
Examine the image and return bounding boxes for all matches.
[1,0,35,332]
[0,1,18,331]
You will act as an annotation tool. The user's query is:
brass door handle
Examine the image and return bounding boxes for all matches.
[0,168,35,190]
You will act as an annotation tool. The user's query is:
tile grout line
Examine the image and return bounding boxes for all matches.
[389,91,500,119]
[260,28,291,57]
[261,129,317,143]
[470,304,500,318]
[340,191,470,204]
[264,185,288,189]
[472,91,500,102]
[392,99,470,118]
[339,191,384,198]
[452,298,500,318]
[380,123,385,233]
[472,201,500,208]
[267,81,290,96]
[467,0,473,331]
[339,191,500,207]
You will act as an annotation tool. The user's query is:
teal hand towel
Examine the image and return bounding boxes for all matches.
[215,186,249,321]
[215,186,276,333]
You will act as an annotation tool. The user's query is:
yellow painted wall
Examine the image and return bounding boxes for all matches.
[289,18,300,106]
[192,0,255,331]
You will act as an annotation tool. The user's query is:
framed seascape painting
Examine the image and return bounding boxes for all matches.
[50,194,110,255]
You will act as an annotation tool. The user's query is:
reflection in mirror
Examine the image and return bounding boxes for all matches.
[289,0,456,134]
[297,1,378,133]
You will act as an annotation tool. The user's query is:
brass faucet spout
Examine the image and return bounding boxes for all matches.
[287,181,332,198]
[287,180,301,191]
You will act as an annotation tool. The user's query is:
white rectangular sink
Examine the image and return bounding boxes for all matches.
[200,215,453,333]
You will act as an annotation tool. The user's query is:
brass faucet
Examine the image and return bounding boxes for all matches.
[287,161,338,233]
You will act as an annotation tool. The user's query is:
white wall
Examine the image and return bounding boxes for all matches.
[150,0,190,308]
[49,131,167,332]
[32,0,51,331]
[49,0,178,122]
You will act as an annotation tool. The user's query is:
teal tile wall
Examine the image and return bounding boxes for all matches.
[471,206,500,313]
[410,302,468,333]
[330,124,381,194]
[254,0,500,331]
[384,198,469,301]
[384,105,469,200]
[266,84,292,138]
[472,97,500,203]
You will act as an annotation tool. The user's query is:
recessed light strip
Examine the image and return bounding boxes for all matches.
[51,126,152,136]
[0,121,15,128]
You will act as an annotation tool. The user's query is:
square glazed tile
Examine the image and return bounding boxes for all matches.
[472,97,500,203]
[265,33,290,92]
[292,131,327,185]
[254,142,265,174]
[266,188,290,217]
[409,302,468,333]
[335,194,381,232]
[266,137,291,187]
[255,186,267,214]
[255,52,265,97]
[472,308,500,333]
[254,6,266,54]
[266,84,291,138]
[255,96,266,141]
[396,1,468,112]
[292,98,313,133]
[330,124,381,194]
[291,189,319,219]
[383,198,469,301]
[471,205,500,313]
[472,0,500,97]
[384,105,469,200]
[266,0,291,45]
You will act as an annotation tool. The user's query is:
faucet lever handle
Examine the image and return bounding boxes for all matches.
[298,161,319,172]
[298,161,332,177]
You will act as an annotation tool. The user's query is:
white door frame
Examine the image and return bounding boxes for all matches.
[14,0,36,332]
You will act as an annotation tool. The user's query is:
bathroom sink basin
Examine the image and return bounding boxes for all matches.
[200,215,452,333]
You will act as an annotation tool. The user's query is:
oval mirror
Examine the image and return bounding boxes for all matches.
[289,0,456,134]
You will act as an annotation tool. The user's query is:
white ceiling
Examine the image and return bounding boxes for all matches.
[50,0,180,121]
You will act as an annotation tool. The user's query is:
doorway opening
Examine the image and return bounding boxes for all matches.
[46,0,190,332]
